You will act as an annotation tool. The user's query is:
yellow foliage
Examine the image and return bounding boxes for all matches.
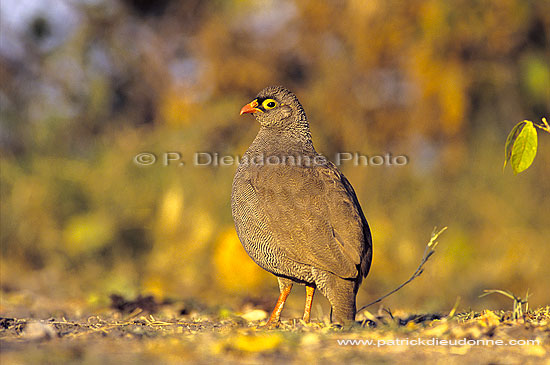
[477,310,501,328]
[409,46,466,135]
[213,229,270,293]
[232,333,283,353]
[144,238,202,298]
[157,186,185,236]
[439,63,466,133]
[142,276,168,300]
[189,211,215,246]
[63,213,115,254]
[158,87,193,127]
[524,345,547,357]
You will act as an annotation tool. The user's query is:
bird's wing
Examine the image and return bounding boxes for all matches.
[251,162,372,279]
[319,162,372,278]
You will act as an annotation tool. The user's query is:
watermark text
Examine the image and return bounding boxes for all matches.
[133,152,409,167]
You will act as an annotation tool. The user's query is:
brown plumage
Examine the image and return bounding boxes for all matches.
[231,86,372,325]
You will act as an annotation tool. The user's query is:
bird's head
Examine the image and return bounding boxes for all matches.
[240,86,306,128]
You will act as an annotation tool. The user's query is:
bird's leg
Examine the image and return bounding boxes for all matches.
[303,284,315,323]
[266,280,293,327]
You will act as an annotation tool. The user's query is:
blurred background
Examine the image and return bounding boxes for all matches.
[1,0,549,318]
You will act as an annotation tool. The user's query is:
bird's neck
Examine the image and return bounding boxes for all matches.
[247,124,317,157]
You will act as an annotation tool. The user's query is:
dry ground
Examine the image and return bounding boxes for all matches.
[0,294,548,364]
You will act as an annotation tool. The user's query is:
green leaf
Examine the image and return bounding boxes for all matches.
[510,120,538,174]
[504,121,526,170]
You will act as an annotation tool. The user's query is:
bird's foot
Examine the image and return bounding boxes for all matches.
[263,318,281,329]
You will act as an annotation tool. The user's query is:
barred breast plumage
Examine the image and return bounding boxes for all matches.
[231,86,372,325]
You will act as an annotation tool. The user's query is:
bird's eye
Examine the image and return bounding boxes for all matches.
[262,99,278,109]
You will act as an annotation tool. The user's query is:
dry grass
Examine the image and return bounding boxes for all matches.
[1,303,548,364]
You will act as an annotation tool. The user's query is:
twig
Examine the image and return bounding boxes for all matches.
[534,117,550,133]
[357,227,447,314]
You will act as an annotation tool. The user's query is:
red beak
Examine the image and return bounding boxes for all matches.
[240,99,262,115]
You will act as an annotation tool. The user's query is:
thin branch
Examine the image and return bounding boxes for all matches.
[534,117,550,133]
[357,227,447,314]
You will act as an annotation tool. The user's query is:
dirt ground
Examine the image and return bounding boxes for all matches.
[1,294,548,364]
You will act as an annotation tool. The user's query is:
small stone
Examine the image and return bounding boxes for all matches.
[240,309,268,322]
[22,322,57,340]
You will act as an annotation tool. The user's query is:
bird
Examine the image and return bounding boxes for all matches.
[231,86,372,325]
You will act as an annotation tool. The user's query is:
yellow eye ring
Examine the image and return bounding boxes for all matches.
[262,99,278,110]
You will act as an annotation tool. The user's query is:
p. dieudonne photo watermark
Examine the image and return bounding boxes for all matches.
[133,152,409,167]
